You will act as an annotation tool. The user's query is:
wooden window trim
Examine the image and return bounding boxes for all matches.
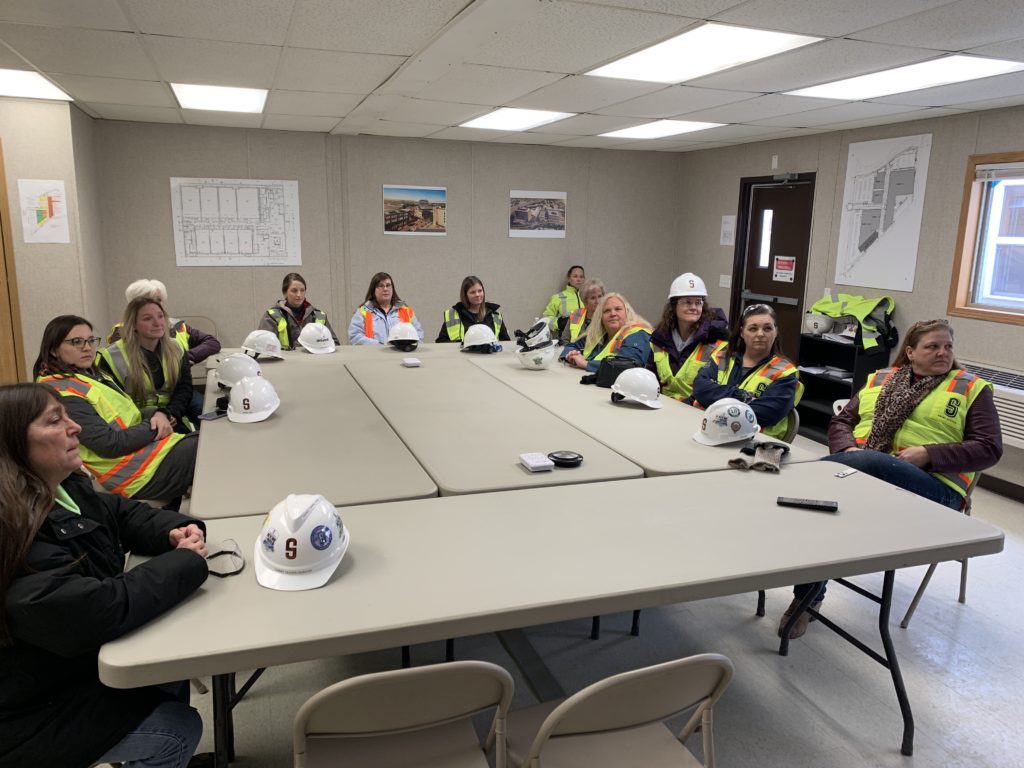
[948,151,1024,327]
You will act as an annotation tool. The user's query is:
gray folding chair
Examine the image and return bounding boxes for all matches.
[293,660,514,768]
[504,653,733,768]
[781,408,800,443]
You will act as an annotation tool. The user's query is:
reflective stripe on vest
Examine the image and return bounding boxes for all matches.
[715,355,804,439]
[566,308,587,343]
[99,340,180,408]
[170,319,189,351]
[583,323,650,361]
[852,367,990,497]
[653,340,727,401]
[38,373,184,497]
[360,305,413,340]
[443,307,503,342]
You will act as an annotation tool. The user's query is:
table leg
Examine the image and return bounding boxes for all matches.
[878,570,914,756]
[212,673,234,768]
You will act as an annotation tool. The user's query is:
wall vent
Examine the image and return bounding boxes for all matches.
[960,360,1024,449]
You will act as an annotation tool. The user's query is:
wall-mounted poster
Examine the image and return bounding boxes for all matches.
[18,179,70,244]
[509,190,566,238]
[384,185,447,235]
[835,134,931,291]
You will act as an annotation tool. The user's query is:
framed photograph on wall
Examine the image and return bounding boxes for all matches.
[509,190,566,238]
[383,185,447,235]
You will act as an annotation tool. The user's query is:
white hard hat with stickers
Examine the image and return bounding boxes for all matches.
[254,494,349,591]
[298,323,336,354]
[215,353,262,389]
[241,330,284,360]
[517,340,556,369]
[693,397,759,445]
[802,313,834,335]
[227,375,280,423]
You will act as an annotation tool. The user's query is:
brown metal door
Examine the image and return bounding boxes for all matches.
[732,177,814,361]
[0,141,26,383]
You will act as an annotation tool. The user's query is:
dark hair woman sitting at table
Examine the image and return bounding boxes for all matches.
[259,271,339,350]
[0,383,209,768]
[436,275,510,343]
[348,271,424,345]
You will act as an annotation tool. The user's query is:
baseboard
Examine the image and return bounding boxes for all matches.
[979,474,1024,504]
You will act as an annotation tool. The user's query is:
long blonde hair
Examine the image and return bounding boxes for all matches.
[121,298,182,406]
[581,292,649,352]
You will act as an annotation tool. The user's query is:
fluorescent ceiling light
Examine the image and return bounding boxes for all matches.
[0,69,71,100]
[171,83,268,113]
[586,23,820,84]
[787,55,1024,100]
[600,120,724,139]
[460,107,575,131]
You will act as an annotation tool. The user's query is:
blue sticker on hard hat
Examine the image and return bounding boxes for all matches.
[262,528,278,552]
[727,406,740,417]
[746,411,755,423]
[310,525,333,551]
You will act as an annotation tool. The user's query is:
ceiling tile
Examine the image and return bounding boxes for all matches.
[689,39,936,93]
[333,119,439,137]
[687,123,798,140]
[262,114,341,132]
[265,90,363,117]
[851,0,1024,51]
[416,64,564,106]
[551,136,629,148]
[0,0,131,31]
[820,107,970,130]
[123,0,293,45]
[950,94,1024,111]
[88,102,183,123]
[594,84,757,118]
[528,113,645,135]
[712,0,953,37]
[425,126,513,141]
[46,73,175,107]
[345,94,490,126]
[577,0,742,15]
[0,24,157,79]
[614,137,711,150]
[751,101,922,128]
[276,48,404,94]
[683,93,841,122]
[289,0,466,55]
[964,38,1024,62]
[510,75,665,113]
[491,132,577,145]
[143,36,280,88]
[182,109,264,128]
[0,46,27,68]
[469,2,697,74]
[868,70,1024,107]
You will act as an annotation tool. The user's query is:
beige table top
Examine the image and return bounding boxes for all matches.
[99,461,1004,688]
[191,365,437,518]
[467,351,820,476]
[345,356,643,494]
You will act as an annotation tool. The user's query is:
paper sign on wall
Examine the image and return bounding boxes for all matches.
[720,215,735,246]
[773,255,795,283]
[19,179,70,244]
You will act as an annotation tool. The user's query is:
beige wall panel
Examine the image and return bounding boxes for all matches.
[69,104,109,330]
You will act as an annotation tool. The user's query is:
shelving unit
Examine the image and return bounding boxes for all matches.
[797,333,891,442]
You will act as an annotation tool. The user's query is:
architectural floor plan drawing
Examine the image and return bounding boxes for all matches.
[170,178,301,267]
[835,134,931,291]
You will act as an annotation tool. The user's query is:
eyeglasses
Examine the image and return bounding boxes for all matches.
[677,298,704,307]
[63,336,102,349]
[207,538,245,577]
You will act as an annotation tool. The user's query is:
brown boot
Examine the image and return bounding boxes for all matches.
[778,598,822,639]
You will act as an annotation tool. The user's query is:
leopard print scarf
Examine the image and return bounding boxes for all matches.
[866,365,944,453]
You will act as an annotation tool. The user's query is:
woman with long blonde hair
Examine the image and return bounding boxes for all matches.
[560,292,652,371]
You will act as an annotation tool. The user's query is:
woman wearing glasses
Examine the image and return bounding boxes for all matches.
[648,273,729,401]
[0,382,208,768]
[691,303,802,440]
[561,293,652,371]
[35,315,198,502]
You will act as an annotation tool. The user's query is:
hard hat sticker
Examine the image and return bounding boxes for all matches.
[310,525,333,551]
[727,406,740,417]
[262,528,278,552]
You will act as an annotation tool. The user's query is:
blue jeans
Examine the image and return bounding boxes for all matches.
[92,684,202,768]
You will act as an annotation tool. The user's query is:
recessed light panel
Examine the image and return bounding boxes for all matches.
[460,108,575,131]
[787,55,1024,100]
[600,120,724,139]
[171,83,268,113]
[586,23,820,84]
[0,69,71,100]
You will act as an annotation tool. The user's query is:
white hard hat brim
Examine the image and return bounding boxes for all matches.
[299,341,335,354]
[253,529,349,591]
[243,347,284,360]
[228,399,280,423]
[692,429,747,445]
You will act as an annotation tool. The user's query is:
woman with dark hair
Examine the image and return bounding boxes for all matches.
[259,272,339,350]
[542,265,585,333]
[348,271,424,345]
[35,315,197,502]
[98,298,194,434]
[435,275,510,343]
[781,319,1002,640]
[648,273,729,401]
[0,383,208,768]
[691,303,802,440]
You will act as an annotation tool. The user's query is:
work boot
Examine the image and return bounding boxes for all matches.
[778,598,822,639]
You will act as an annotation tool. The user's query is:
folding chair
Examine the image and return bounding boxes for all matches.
[504,653,733,768]
[293,660,514,768]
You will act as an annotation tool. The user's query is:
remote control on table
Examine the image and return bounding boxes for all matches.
[776,497,839,513]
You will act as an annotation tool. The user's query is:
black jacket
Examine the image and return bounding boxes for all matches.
[435,301,510,343]
[0,472,208,768]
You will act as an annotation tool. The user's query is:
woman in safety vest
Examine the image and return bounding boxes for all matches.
[648,272,729,401]
[781,319,1002,640]
[35,315,198,502]
[691,303,802,440]
[559,278,604,344]
[560,292,652,372]
[435,275,510,343]
[259,272,339,350]
[348,271,424,345]
[0,382,209,768]
[542,264,585,335]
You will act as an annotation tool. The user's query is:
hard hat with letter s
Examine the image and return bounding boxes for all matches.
[227,375,280,423]
[254,494,349,591]
[668,272,707,299]
[461,324,500,353]
[802,313,834,335]
[693,397,759,445]
[241,330,284,360]
[610,368,663,409]
[215,353,262,389]
[387,322,419,352]
[298,324,335,354]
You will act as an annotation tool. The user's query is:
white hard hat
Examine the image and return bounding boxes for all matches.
[387,322,419,352]
[254,494,349,591]
[228,375,280,423]
[692,398,759,445]
[610,368,663,409]
[517,341,556,370]
[803,313,834,335]
[215,353,262,389]
[241,330,283,360]
[298,323,335,354]
[461,324,499,353]
[521,319,551,349]
[668,272,707,299]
